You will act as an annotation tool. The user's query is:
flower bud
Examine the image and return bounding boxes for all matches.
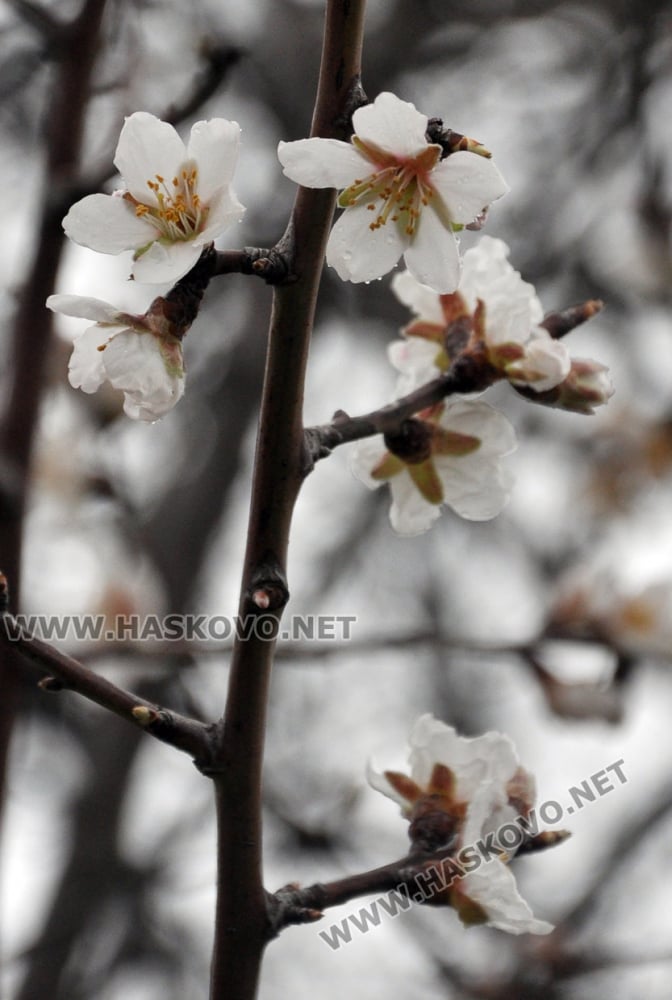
[553,358,614,414]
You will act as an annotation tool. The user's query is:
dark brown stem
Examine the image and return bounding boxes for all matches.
[269,828,567,935]
[207,3,367,999]
[213,247,292,284]
[303,359,487,468]
[0,610,211,763]
[270,855,420,933]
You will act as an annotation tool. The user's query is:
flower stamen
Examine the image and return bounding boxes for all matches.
[340,139,441,237]
[128,165,207,243]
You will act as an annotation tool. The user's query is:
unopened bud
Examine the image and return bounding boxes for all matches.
[541,300,604,340]
[132,705,156,726]
[516,358,613,414]
[555,358,614,414]
[425,121,492,160]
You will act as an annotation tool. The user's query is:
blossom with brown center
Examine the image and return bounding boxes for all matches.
[278,92,508,293]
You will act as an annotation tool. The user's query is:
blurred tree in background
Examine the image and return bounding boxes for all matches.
[1,0,672,997]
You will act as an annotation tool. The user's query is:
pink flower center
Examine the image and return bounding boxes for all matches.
[340,139,442,237]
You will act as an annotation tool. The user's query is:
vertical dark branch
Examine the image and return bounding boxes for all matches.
[0,0,109,819]
[208,2,367,999]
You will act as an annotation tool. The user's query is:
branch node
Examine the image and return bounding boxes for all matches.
[246,554,290,612]
[132,704,159,726]
[38,675,65,691]
[334,75,368,132]
[267,884,325,938]
[244,246,293,284]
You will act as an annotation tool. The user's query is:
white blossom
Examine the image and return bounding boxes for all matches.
[352,399,516,535]
[391,236,571,391]
[47,294,184,421]
[368,715,553,935]
[63,113,245,283]
[278,92,508,293]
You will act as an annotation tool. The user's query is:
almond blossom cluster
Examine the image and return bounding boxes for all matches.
[368,714,554,934]
[50,112,245,422]
[44,86,609,950]
[50,90,612,547]
[352,237,613,534]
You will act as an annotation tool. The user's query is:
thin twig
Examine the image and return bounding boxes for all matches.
[303,358,490,469]
[0,604,211,764]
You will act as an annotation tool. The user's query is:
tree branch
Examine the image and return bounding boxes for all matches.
[0,576,211,764]
[268,830,566,936]
[206,3,367,998]
[303,357,492,469]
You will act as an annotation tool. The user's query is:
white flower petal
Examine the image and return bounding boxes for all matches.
[187,118,241,200]
[408,716,518,800]
[326,205,406,283]
[132,240,203,284]
[388,337,440,382]
[353,92,429,158]
[431,152,509,225]
[391,271,446,326]
[63,194,158,254]
[460,237,543,341]
[198,186,246,242]
[508,333,571,391]
[403,205,461,293]
[68,324,125,393]
[365,759,410,809]
[278,138,367,189]
[350,435,389,491]
[47,294,125,324]
[437,454,514,521]
[459,864,553,935]
[388,472,442,535]
[102,331,184,421]
[441,399,517,456]
[114,112,187,203]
